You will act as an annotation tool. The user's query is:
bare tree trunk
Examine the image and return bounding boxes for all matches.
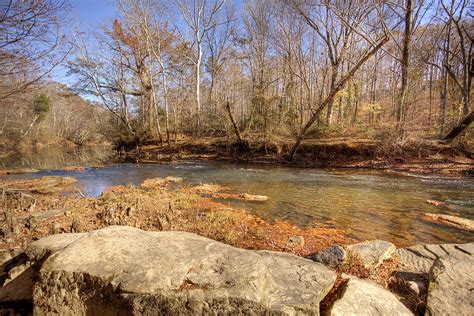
[160,62,171,145]
[397,0,413,126]
[288,37,388,160]
[428,65,433,125]
[196,41,202,131]
[225,101,245,144]
[326,66,338,125]
[18,115,40,143]
[443,111,474,141]
[440,0,454,134]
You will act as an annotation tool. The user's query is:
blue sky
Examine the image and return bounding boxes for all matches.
[54,0,243,83]
[52,0,117,83]
[69,0,117,26]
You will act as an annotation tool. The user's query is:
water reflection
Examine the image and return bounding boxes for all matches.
[0,146,114,170]
[1,157,473,246]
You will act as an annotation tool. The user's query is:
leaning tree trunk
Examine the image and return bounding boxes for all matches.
[288,37,388,160]
[443,111,474,141]
[225,101,245,144]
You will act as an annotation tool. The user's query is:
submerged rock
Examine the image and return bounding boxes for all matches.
[140,176,184,189]
[310,245,347,269]
[31,176,77,194]
[426,256,474,315]
[331,277,412,316]
[346,240,396,269]
[62,166,86,171]
[426,200,447,207]
[18,226,336,315]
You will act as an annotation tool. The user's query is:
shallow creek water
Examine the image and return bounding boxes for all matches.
[1,148,473,246]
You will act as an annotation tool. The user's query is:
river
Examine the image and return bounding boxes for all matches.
[1,147,473,246]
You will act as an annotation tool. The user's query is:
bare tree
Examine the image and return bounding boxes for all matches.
[0,0,70,99]
[176,0,226,131]
[285,0,389,159]
[440,0,472,117]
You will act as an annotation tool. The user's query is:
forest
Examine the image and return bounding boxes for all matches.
[1,1,474,314]
[0,0,472,158]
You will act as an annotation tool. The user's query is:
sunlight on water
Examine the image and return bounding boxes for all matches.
[1,156,473,246]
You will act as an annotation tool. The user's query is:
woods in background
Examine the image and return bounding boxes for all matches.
[0,0,105,146]
[0,0,472,153]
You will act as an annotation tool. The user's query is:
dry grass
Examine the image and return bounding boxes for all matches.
[0,175,429,314]
[0,178,353,257]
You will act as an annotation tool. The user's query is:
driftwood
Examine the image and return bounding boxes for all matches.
[425,213,474,232]
[211,193,269,202]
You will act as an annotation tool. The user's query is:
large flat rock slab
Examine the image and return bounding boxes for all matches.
[395,243,474,273]
[27,226,337,315]
[331,277,412,316]
[426,256,474,316]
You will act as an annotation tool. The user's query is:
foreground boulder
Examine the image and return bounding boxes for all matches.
[331,277,412,315]
[395,242,473,315]
[426,256,474,315]
[20,226,336,315]
[346,240,396,269]
[395,243,474,273]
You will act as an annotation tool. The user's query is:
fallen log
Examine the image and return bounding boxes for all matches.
[211,193,269,202]
[426,200,447,207]
[425,213,474,232]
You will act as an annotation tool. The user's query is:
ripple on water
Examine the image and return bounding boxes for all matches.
[2,160,473,246]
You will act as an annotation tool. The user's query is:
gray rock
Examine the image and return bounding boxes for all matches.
[347,240,396,269]
[331,278,412,316]
[426,256,474,316]
[310,245,347,269]
[395,242,474,273]
[25,226,336,315]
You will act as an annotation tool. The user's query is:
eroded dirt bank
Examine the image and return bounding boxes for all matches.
[121,137,474,176]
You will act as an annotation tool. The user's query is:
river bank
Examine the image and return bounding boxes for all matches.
[2,160,473,245]
[121,137,474,176]
[0,175,472,314]
[0,176,351,255]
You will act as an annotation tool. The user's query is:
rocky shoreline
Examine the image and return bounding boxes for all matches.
[0,174,472,314]
[0,226,472,315]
